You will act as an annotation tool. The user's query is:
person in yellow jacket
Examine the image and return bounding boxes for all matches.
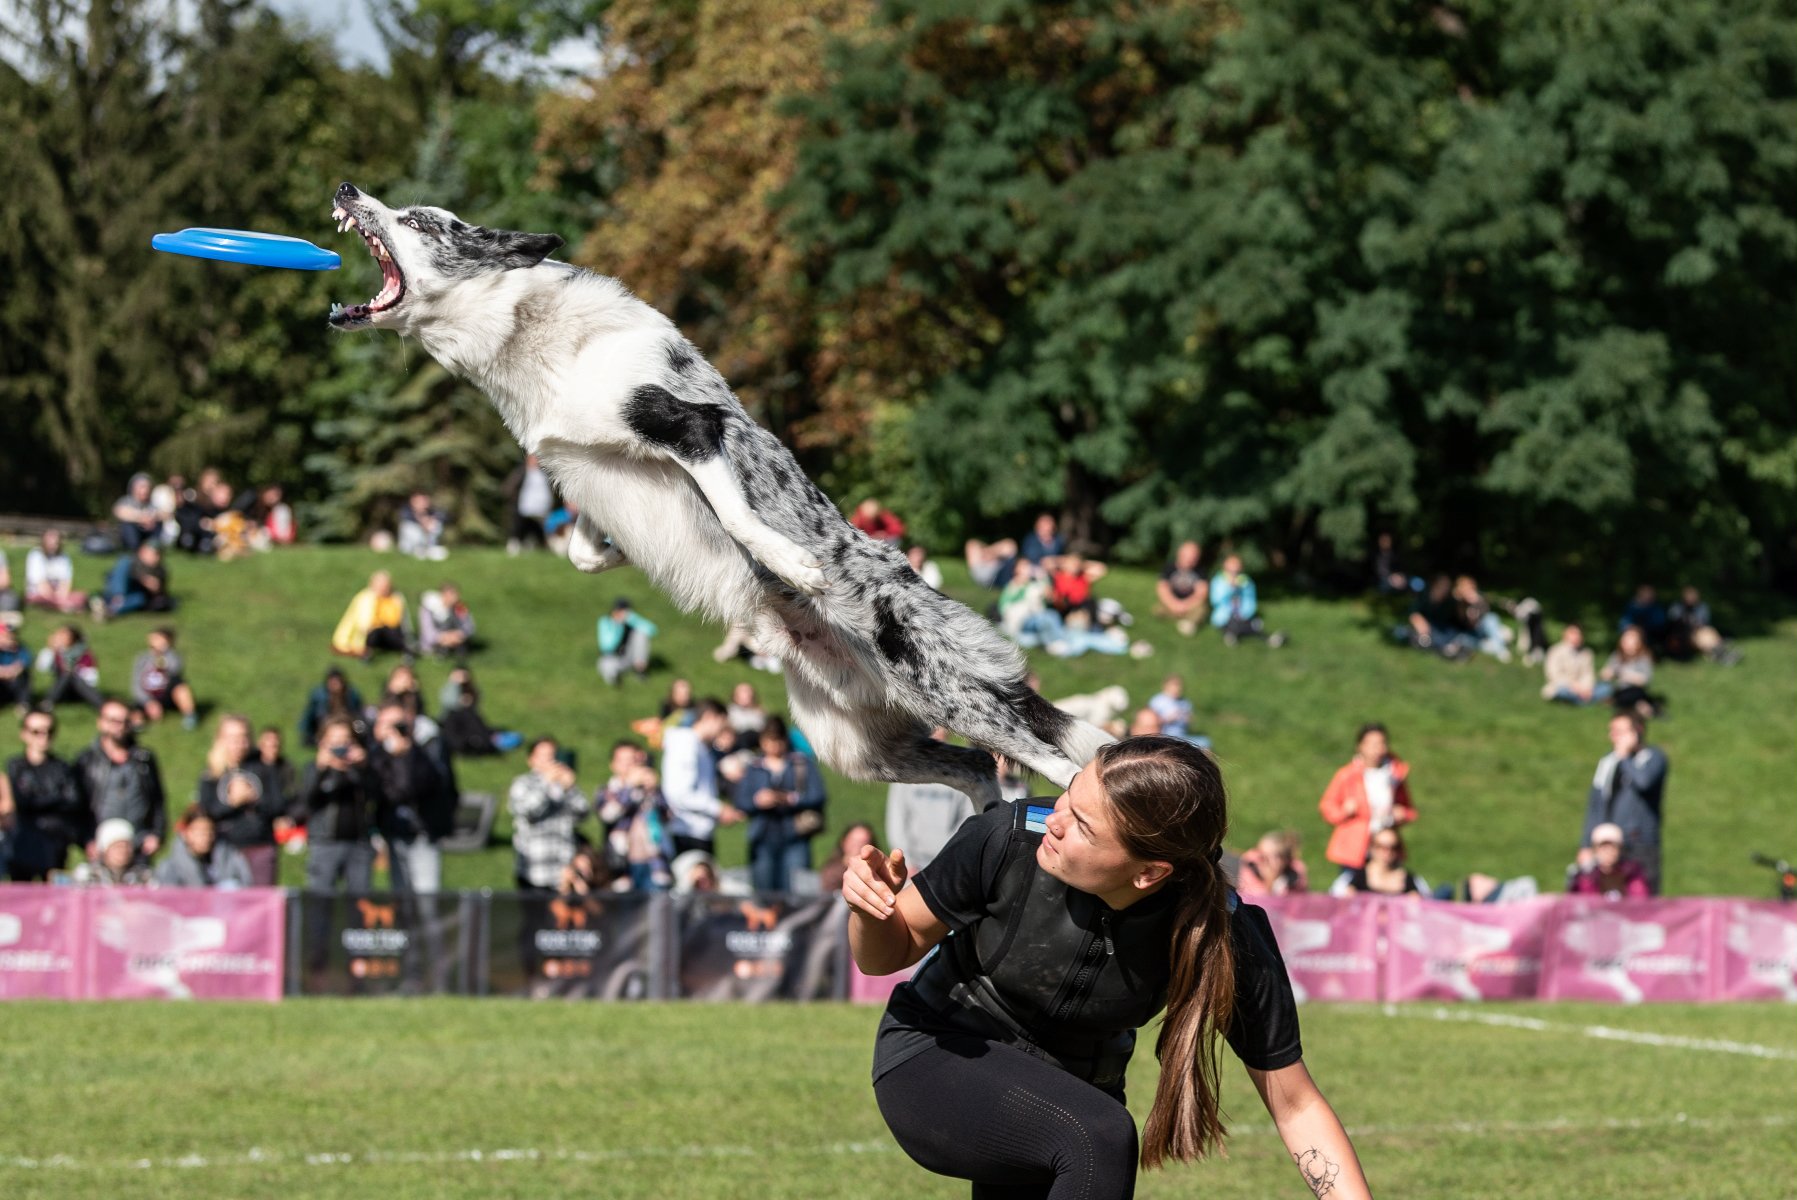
[331,570,413,660]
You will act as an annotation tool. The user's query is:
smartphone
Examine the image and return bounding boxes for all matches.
[553,747,578,771]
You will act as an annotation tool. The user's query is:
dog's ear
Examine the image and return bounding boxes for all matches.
[485,228,564,269]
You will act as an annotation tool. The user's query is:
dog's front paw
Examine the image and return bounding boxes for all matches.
[570,539,628,575]
[764,553,829,595]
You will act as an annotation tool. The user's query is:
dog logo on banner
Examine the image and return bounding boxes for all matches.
[1255,912,1333,1004]
[1395,908,1518,1001]
[1560,912,1666,1004]
[1726,904,1797,1001]
[91,899,229,1000]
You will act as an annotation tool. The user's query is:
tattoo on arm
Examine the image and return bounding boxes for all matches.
[1294,1147,1340,1198]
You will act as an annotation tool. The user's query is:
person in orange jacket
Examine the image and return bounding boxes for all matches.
[1318,723,1415,872]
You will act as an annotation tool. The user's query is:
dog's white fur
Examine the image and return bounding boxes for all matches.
[328,185,1112,805]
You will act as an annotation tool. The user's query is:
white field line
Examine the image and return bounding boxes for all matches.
[2,1114,1790,1173]
[1372,1004,1797,1062]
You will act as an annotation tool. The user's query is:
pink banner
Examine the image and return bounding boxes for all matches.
[84,888,285,1001]
[1384,897,1551,1002]
[0,887,84,999]
[1541,898,1712,1004]
[849,959,918,1004]
[1244,894,1382,1003]
[1715,901,1797,1002]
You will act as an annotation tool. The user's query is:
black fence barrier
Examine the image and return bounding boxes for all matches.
[283,891,849,1000]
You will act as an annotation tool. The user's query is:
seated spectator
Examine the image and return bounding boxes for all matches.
[130,627,198,730]
[36,624,104,710]
[1019,512,1065,567]
[671,848,721,895]
[543,500,579,556]
[375,662,439,747]
[884,730,973,874]
[963,535,1019,589]
[505,452,556,555]
[1403,574,1472,658]
[150,474,185,544]
[1320,722,1415,876]
[659,677,696,726]
[239,483,295,548]
[419,583,477,660]
[819,822,877,893]
[1127,707,1163,737]
[1619,584,1669,651]
[727,682,767,736]
[1541,624,1612,706]
[437,668,522,756]
[1047,553,1106,621]
[558,843,623,898]
[1372,531,1419,595]
[71,818,152,886]
[849,497,906,542]
[205,480,253,560]
[331,570,412,660]
[0,548,17,620]
[1452,575,1512,662]
[735,717,826,894]
[24,529,87,614]
[1155,540,1209,636]
[299,666,366,747]
[0,623,31,713]
[509,736,591,892]
[98,543,174,618]
[1147,674,1209,748]
[1568,821,1651,900]
[1600,626,1663,719]
[1209,554,1286,647]
[1431,872,1540,904]
[596,597,657,686]
[1331,829,1425,897]
[1666,585,1740,665]
[6,710,87,880]
[905,544,943,590]
[173,468,225,553]
[998,561,1061,647]
[154,805,254,888]
[112,473,162,551]
[199,714,288,885]
[301,716,384,895]
[1236,830,1309,897]
[397,491,450,561]
[596,739,674,890]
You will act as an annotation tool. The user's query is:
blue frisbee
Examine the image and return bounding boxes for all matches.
[151,227,340,270]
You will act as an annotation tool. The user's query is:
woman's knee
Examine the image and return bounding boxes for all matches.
[1081,1099,1139,1174]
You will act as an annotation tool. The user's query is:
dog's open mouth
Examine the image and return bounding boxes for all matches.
[328,205,405,326]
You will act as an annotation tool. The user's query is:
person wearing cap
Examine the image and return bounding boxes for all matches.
[1580,711,1669,894]
[1569,823,1651,900]
[112,472,162,551]
[73,817,152,885]
[596,597,658,686]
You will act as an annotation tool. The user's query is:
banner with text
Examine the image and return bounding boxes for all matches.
[1242,894,1383,1003]
[291,892,477,996]
[484,892,662,1000]
[1384,897,1551,1002]
[86,887,284,1001]
[0,886,84,999]
[677,894,847,1001]
[1540,898,1713,1003]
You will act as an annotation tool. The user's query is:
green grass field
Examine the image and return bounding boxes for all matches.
[6,542,1792,895]
[2,999,1793,1198]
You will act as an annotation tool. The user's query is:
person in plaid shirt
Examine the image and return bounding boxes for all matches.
[509,736,591,892]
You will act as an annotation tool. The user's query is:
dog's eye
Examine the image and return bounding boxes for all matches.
[404,217,422,231]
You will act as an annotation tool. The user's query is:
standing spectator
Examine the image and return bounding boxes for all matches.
[1600,626,1663,719]
[154,806,255,888]
[1568,822,1651,900]
[596,739,674,890]
[818,822,877,893]
[1236,831,1310,897]
[727,682,767,737]
[963,536,1019,589]
[1019,512,1065,567]
[71,818,153,886]
[419,583,477,660]
[850,497,906,542]
[197,714,289,886]
[130,627,198,730]
[77,699,167,861]
[1619,584,1669,651]
[1581,712,1668,895]
[905,544,943,590]
[98,543,174,618]
[301,715,384,894]
[397,491,450,560]
[0,623,31,713]
[257,726,297,801]
[36,624,105,710]
[1332,829,1424,897]
[884,728,974,874]
[1319,722,1415,875]
[5,710,88,880]
[370,702,454,894]
[596,597,657,686]
[331,570,412,660]
[1210,554,1286,646]
[1147,674,1209,748]
[1541,624,1612,706]
[24,529,87,614]
[735,717,826,894]
[660,699,737,856]
[505,452,556,555]
[299,666,366,747]
[1155,540,1209,636]
[508,736,591,892]
[112,473,162,550]
[1371,531,1418,595]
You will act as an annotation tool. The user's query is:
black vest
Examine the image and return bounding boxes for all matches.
[906,800,1204,1090]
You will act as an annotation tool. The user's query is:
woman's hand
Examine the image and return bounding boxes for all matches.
[843,845,908,921]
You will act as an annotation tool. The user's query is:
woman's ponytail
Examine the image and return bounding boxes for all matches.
[1140,856,1235,1167]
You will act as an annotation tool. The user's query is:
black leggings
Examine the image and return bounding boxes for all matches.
[874,1037,1138,1200]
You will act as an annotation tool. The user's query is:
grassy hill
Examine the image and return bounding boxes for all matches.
[7,541,1792,896]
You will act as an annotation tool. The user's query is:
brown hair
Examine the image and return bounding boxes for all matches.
[1093,735,1234,1167]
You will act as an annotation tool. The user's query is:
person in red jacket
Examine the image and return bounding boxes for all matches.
[1318,723,1415,874]
[849,498,906,542]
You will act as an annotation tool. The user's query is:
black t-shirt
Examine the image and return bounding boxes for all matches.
[873,803,1302,1086]
[1160,560,1204,601]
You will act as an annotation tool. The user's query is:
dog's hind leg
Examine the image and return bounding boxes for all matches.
[934,682,1112,792]
[568,515,628,574]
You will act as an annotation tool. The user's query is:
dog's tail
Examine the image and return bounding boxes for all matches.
[1016,685,1115,768]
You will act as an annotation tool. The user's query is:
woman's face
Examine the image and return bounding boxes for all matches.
[183,817,217,857]
[671,678,693,705]
[1258,837,1290,871]
[319,724,354,757]
[1358,730,1389,763]
[1369,833,1404,865]
[259,731,282,760]
[219,719,251,764]
[1037,763,1148,898]
[1594,840,1622,871]
[1619,628,1645,657]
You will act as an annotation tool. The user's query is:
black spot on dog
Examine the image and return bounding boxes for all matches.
[666,341,697,374]
[1010,685,1074,748]
[873,595,921,668]
[624,386,725,462]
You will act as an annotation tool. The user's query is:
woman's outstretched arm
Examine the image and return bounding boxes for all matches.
[1246,1060,1373,1199]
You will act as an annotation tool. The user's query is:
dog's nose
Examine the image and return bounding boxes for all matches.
[336,182,360,202]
